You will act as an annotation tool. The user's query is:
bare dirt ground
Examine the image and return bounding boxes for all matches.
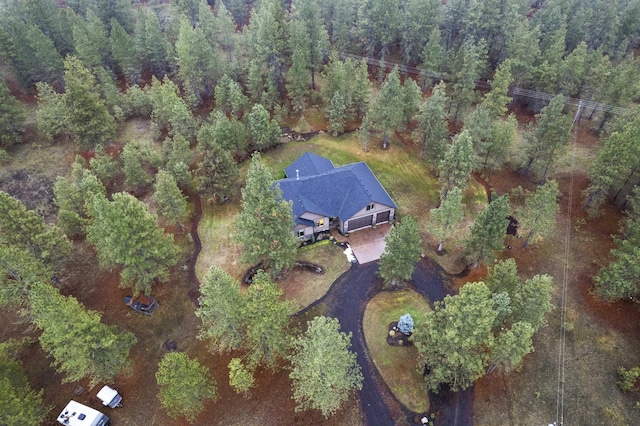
[471,121,640,425]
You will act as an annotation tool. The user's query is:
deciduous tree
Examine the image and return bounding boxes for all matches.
[288,316,363,417]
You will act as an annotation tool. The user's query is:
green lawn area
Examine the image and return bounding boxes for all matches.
[363,289,431,413]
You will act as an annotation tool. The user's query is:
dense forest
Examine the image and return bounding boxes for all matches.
[3,0,640,425]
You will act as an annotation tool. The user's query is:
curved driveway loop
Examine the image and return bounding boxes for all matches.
[304,258,473,426]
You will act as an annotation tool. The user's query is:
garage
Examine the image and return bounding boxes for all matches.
[348,215,373,231]
[376,210,390,224]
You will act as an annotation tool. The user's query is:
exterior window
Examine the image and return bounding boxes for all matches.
[315,219,324,227]
[297,230,305,237]
[366,203,375,211]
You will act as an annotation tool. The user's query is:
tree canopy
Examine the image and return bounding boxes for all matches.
[288,316,363,417]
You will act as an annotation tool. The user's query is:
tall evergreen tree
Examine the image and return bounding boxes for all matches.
[243,271,294,369]
[156,352,218,422]
[428,187,464,253]
[195,266,245,353]
[412,82,449,163]
[594,217,640,301]
[466,193,510,268]
[0,79,25,147]
[288,316,363,417]
[364,67,405,149]
[378,216,423,288]
[438,130,476,199]
[154,170,189,226]
[61,56,116,148]
[246,104,280,151]
[175,17,220,106]
[414,282,497,392]
[28,283,136,387]
[518,180,560,248]
[87,192,180,295]
[523,94,573,182]
[234,153,298,276]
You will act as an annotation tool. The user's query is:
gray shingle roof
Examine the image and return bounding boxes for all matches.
[284,152,334,178]
[277,153,397,225]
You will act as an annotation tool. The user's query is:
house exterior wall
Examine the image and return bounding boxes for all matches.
[300,212,330,232]
[342,203,395,233]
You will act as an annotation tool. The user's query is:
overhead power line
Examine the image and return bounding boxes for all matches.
[338,52,632,116]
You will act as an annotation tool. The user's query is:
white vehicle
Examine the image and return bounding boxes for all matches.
[56,400,110,426]
[97,385,123,408]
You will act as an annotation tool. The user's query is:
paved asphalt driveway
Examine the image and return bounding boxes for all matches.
[301,258,473,426]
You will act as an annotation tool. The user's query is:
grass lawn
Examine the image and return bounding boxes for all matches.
[363,289,431,414]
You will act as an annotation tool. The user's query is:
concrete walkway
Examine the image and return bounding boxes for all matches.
[332,223,391,264]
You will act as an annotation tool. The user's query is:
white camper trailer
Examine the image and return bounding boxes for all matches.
[57,400,110,426]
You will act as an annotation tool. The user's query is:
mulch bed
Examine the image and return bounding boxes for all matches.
[387,321,413,347]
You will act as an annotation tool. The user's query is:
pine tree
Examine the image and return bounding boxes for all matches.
[153,170,189,226]
[60,56,116,148]
[0,79,25,147]
[288,316,363,417]
[412,82,448,163]
[246,104,281,151]
[29,283,136,387]
[466,193,510,268]
[414,282,497,392]
[110,18,140,84]
[195,266,245,353]
[428,187,464,252]
[378,216,423,288]
[518,180,560,248]
[364,67,405,149]
[87,192,180,295]
[438,130,476,199]
[156,352,217,422]
[175,17,219,106]
[234,153,298,276]
[523,94,573,182]
[327,91,347,136]
[242,271,294,369]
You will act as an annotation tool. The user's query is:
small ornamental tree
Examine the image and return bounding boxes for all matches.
[156,352,217,423]
[397,314,414,335]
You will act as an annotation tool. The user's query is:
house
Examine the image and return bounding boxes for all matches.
[277,152,397,241]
